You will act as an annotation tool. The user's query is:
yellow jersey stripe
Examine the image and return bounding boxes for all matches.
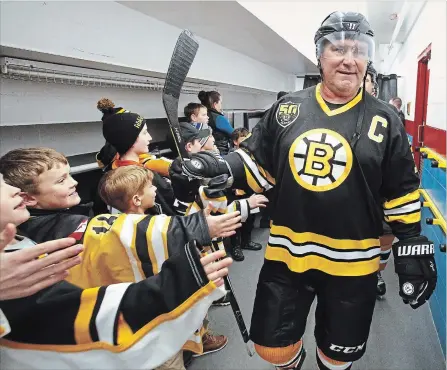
[270,224,379,251]
[74,287,100,344]
[1,282,218,353]
[161,217,170,261]
[236,149,273,191]
[384,190,420,210]
[265,246,379,276]
[116,313,134,345]
[245,166,263,193]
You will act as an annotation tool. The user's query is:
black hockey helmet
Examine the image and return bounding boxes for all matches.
[315,11,374,44]
[315,11,375,62]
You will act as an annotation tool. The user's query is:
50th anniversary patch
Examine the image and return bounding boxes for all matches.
[276,102,300,127]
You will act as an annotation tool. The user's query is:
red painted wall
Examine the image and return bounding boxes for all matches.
[406,119,446,157]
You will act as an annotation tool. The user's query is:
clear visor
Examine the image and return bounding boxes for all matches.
[316,31,375,61]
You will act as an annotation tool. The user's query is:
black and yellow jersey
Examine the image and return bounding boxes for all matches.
[225,83,421,277]
[17,211,212,354]
[67,212,211,286]
[0,241,225,369]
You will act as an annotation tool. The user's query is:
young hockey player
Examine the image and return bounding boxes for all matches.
[0,172,233,369]
[171,122,268,262]
[98,165,230,360]
[171,11,437,370]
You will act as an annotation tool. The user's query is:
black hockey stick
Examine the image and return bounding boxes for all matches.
[162,30,254,357]
[162,29,198,161]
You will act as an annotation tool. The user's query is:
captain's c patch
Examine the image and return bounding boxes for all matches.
[276,102,300,128]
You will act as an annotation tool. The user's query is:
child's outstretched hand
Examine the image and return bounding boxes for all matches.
[204,203,242,238]
[0,223,83,300]
[200,249,232,287]
[247,194,269,209]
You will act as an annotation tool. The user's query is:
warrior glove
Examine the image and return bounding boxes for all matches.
[392,235,437,309]
[169,159,200,203]
[179,152,233,187]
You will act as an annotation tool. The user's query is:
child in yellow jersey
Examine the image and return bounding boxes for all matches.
[98,165,231,366]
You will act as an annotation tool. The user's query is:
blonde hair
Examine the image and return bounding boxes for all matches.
[0,147,68,194]
[98,165,153,213]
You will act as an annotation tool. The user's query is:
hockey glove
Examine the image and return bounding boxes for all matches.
[169,159,200,203]
[393,236,437,309]
[181,152,232,186]
[203,174,229,199]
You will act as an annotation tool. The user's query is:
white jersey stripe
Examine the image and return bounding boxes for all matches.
[235,149,273,191]
[383,201,420,215]
[152,216,169,271]
[95,283,131,344]
[119,214,145,281]
[268,235,380,261]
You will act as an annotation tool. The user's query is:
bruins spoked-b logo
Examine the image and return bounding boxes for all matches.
[288,129,352,192]
[276,102,300,127]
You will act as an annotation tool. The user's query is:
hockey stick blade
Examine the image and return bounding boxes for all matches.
[162,30,199,161]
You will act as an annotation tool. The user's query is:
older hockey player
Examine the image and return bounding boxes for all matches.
[171,11,437,370]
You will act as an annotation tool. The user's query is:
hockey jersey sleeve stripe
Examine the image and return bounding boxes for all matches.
[237,199,249,222]
[199,187,228,213]
[383,199,421,216]
[145,217,158,276]
[149,215,171,274]
[235,149,273,192]
[95,283,132,345]
[161,217,170,262]
[245,167,264,193]
[186,201,202,216]
[116,313,134,345]
[74,287,100,344]
[383,190,420,210]
[265,246,379,276]
[257,160,276,186]
[0,282,221,355]
[173,199,191,215]
[119,214,146,281]
[270,225,379,251]
[384,211,421,224]
[135,216,155,278]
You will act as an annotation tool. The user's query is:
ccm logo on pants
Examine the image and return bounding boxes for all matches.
[329,343,365,354]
